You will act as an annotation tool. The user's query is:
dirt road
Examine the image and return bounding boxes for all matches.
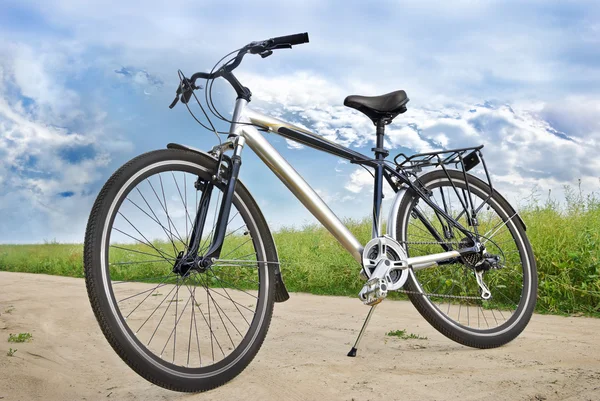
[0,272,599,401]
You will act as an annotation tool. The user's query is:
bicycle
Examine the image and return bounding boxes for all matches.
[84,32,537,392]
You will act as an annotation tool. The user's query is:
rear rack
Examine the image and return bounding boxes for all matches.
[393,145,485,172]
[392,145,494,227]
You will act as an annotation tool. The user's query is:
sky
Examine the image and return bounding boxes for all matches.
[1,0,599,243]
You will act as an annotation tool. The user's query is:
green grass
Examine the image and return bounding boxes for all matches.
[6,348,17,357]
[0,188,599,317]
[8,333,32,343]
[386,329,428,340]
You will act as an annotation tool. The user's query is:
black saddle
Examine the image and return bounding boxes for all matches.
[344,90,409,123]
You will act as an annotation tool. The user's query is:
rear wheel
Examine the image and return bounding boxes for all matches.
[84,149,276,392]
[395,170,537,348]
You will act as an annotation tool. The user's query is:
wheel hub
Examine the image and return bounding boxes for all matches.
[173,251,199,277]
[458,237,501,272]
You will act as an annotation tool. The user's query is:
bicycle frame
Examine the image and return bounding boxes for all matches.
[198,97,469,268]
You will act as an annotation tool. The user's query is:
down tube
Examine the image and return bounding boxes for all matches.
[241,125,364,264]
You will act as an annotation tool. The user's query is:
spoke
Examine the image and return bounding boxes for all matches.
[127,191,185,246]
[479,304,490,328]
[125,275,174,319]
[184,174,189,243]
[159,173,180,249]
[409,221,439,238]
[181,278,225,359]
[200,274,235,348]
[128,192,184,250]
[466,297,470,326]
[112,274,174,284]
[147,178,187,249]
[118,282,172,304]
[114,213,173,261]
[489,307,500,326]
[220,239,255,259]
[482,212,518,244]
[112,226,172,263]
[211,269,260,285]
[207,270,253,324]
[199,279,244,338]
[159,283,192,360]
[215,253,259,262]
[110,245,176,261]
[148,281,181,346]
[136,283,178,334]
[206,273,214,361]
[204,285,255,315]
[192,286,202,367]
[223,223,246,240]
[174,276,179,363]
[209,272,258,299]
[172,171,194,230]
[110,260,171,267]
[187,284,196,367]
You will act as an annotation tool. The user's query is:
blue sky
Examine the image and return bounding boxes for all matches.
[1,0,599,243]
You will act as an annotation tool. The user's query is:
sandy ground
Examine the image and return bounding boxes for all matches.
[0,272,599,401]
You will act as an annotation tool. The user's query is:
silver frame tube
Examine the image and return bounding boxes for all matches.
[231,101,363,263]
[228,99,462,268]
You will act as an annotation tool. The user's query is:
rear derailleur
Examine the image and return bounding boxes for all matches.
[459,237,502,300]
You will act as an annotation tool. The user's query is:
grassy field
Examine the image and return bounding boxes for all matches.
[1,191,599,317]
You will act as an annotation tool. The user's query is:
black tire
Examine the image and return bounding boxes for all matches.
[395,170,537,348]
[84,149,277,392]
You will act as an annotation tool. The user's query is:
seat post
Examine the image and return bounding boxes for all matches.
[371,118,389,238]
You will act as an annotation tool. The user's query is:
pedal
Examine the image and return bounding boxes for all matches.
[359,277,388,305]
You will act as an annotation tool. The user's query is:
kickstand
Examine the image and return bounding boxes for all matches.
[347,305,378,357]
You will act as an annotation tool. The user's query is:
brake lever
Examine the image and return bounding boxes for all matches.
[169,79,202,109]
[259,50,273,58]
[169,94,180,109]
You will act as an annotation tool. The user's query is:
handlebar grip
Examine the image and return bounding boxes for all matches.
[270,32,309,46]
[169,95,179,109]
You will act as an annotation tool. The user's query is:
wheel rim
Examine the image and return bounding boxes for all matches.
[99,160,270,375]
[400,176,533,334]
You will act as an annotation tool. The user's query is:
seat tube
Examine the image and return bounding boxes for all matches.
[372,119,387,238]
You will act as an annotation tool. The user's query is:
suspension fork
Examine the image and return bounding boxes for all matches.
[187,136,245,268]
[186,179,214,256]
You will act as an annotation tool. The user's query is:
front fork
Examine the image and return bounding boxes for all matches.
[174,137,245,275]
[199,137,245,266]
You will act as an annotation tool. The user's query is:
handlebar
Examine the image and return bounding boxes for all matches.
[169,32,309,108]
[271,32,310,47]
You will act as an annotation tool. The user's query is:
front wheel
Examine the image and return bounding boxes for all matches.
[395,169,537,348]
[84,149,277,392]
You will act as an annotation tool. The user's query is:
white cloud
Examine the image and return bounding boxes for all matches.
[242,70,600,204]
[2,0,600,238]
[0,41,132,242]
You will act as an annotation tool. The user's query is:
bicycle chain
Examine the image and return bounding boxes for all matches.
[400,240,462,246]
[397,288,482,300]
